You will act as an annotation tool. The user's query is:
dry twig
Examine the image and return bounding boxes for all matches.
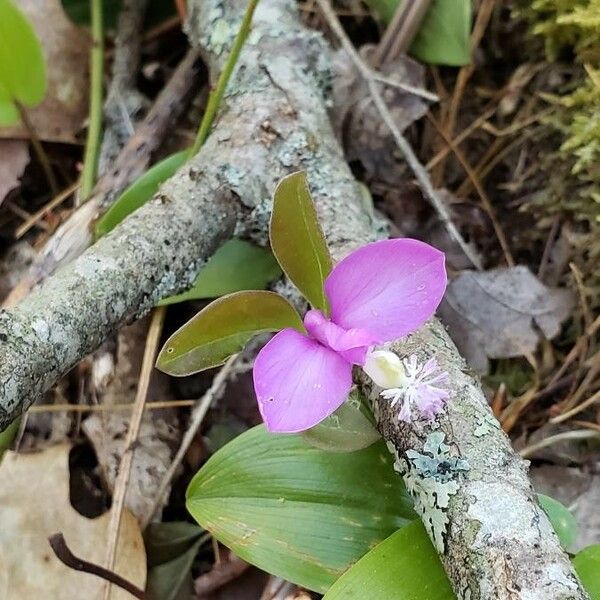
[315,0,482,270]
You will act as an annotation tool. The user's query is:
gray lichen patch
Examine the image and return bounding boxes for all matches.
[400,432,469,553]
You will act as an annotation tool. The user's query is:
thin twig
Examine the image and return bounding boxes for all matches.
[15,181,79,239]
[519,429,600,459]
[426,111,514,266]
[80,0,104,201]
[550,388,600,425]
[102,306,166,600]
[374,0,432,66]
[315,0,482,270]
[371,71,438,102]
[141,355,238,530]
[49,533,148,600]
[16,103,59,195]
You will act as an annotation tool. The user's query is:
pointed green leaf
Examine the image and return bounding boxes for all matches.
[95,149,189,238]
[323,521,455,600]
[363,0,472,67]
[186,425,416,593]
[574,545,600,600]
[0,0,47,125]
[145,521,204,567]
[270,172,332,313]
[159,240,282,305]
[157,291,304,376]
[538,494,578,550]
[146,538,204,600]
[302,390,381,452]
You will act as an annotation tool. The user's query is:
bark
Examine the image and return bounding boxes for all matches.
[0,1,588,598]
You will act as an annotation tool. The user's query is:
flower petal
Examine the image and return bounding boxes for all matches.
[253,328,353,433]
[303,309,377,365]
[325,239,447,341]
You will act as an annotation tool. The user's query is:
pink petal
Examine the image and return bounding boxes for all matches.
[324,239,447,342]
[253,328,353,433]
[303,309,377,365]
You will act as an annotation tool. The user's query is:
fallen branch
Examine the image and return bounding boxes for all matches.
[0,1,587,598]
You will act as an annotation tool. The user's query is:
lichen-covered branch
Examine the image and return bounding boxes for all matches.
[0,1,587,598]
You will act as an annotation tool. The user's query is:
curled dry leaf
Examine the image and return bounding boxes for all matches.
[0,140,29,205]
[0,0,90,143]
[438,266,575,373]
[0,444,146,599]
[331,46,429,185]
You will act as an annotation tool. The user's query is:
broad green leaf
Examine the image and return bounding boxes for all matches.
[538,494,578,550]
[0,0,46,125]
[0,419,19,460]
[302,390,381,452]
[270,172,332,313]
[323,522,455,600]
[145,521,204,567]
[186,425,416,593]
[95,150,188,238]
[157,291,304,376]
[159,240,282,305]
[574,545,600,600]
[146,537,204,600]
[410,0,471,66]
[363,0,472,66]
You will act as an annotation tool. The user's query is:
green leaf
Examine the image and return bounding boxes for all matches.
[363,0,472,67]
[574,545,600,600]
[323,522,455,600]
[302,390,381,452]
[0,0,46,125]
[270,172,332,313]
[186,425,416,593]
[146,538,204,600]
[0,419,19,460]
[538,494,578,550]
[410,0,472,66]
[157,291,304,376]
[95,150,189,238]
[145,521,204,567]
[159,240,282,306]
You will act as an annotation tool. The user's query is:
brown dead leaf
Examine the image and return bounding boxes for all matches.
[439,266,575,373]
[0,0,90,143]
[83,319,180,520]
[0,140,29,205]
[332,46,429,185]
[0,444,146,599]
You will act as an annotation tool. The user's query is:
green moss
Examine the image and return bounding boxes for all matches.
[514,1,600,294]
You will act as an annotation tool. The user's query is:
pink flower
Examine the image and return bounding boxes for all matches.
[253,239,447,433]
[379,355,450,422]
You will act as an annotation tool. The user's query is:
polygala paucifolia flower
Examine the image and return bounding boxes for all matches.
[253,238,449,433]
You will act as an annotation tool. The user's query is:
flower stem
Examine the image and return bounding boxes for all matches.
[189,0,260,156]
[80,0,104,201]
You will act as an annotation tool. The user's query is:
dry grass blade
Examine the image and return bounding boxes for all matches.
[141,355,239,530]
[102,305,166,600]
